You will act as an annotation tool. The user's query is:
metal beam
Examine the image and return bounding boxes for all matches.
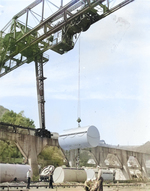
[0,0,134,77]
[35,55,46,130]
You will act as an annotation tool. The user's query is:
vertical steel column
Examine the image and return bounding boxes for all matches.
[61,0,63,7]
[25,9,29,33]
[41,0,45,22]
[107,0,109,8]
[35,55,46,130]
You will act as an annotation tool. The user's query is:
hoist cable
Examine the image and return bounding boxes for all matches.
[77,37,81,127]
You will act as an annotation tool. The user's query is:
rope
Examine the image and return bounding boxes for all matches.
[77,37,81,127]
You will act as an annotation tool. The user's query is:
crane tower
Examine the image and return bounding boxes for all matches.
[0,0,134,137]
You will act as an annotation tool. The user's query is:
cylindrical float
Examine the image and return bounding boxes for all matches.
[93,168,114,181]
[84,168,96,180]
[58,125,100,150]
[0,163,31,183]
[53,167,87,183]
[101,169,114,181]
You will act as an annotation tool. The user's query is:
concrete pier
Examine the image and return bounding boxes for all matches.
[0,129,150,180]
[0,130,58,176]
[67,145,150,180]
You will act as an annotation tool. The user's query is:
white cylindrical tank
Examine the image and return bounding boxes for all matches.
[53,167,87,183]
[101,169,114,181]
[84,168,96,180]
[58,126,100,150]
[0,163,31,183]
[94,169,114,181]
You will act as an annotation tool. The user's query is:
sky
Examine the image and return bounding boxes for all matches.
[0,0,150,146]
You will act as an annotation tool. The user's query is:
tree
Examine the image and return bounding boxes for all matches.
[0,109,65,168]
[38,146,65,168]
[0,105,9,118]
[79,150,96,167]
[0,110,35,128]
[0,110,35,163]
[0,140,22,163]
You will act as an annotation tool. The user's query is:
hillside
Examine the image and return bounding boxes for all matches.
[0,105,9,118]
[136,141,150,154]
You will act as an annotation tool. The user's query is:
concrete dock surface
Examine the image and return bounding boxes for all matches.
[28,185,150,191]
[4,184,150,191]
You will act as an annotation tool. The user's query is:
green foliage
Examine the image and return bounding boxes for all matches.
[79,150,96,167]
[0,109,65,169]
[0,105,9,118]
[0,140,23,163]
[79,151,90,167]
[32,175,40,181]
[0,110,35,128]
[0,109,35,163]
[38,146,65,168]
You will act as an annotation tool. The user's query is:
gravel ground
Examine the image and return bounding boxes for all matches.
[27,185,150,191]
[1,182,150,191]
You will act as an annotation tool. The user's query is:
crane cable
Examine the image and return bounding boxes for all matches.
[77,37,81,127]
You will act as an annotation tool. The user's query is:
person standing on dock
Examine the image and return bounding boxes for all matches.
[27,169,32,189]
[96,169,103,191]
[49,172,54,189]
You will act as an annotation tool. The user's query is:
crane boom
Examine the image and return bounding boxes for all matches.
[0,0,134,77]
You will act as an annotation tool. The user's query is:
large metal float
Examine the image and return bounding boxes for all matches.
[53,167,87,183]
[0,163,31,183]
[58,125,100,150]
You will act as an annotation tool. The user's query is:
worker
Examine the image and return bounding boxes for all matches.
[26,169,32,189]
[84,179,92,191]
[96,169,103,191]
[90,179,97,191]
[49,172,54,189]
[91,169,103,191]
[113,170,116,183]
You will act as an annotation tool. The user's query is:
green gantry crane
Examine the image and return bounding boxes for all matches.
[0,0,134,137]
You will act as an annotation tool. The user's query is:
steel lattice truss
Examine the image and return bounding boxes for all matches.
[0,0,134,77]
[0,0,134,136]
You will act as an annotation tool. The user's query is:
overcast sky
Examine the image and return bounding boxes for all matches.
[0,0,150,146]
